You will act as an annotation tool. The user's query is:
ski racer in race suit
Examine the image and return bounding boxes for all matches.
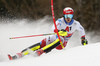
[8,7,88,60]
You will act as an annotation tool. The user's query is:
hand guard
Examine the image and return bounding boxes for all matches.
[81,37,88,46]
[58,29,67,36]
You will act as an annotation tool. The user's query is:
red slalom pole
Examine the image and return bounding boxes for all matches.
[9,33,55,39]
[51,0,64,48]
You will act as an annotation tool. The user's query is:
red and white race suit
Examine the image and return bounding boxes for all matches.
[40,17,85,50]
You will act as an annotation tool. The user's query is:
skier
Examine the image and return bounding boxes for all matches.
[8,7,88,60]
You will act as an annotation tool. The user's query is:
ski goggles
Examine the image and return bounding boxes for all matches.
[64,14,73,19]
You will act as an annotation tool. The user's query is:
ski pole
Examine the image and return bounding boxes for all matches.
[9,33,55,39]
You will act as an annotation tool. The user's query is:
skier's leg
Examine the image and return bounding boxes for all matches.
[56,41,68,50]
[21,43,41,55]
[34,36,65,56]
[8,43,40,60]
[21,35,57,56]
[8,38,47,60]
[8,35,64,60]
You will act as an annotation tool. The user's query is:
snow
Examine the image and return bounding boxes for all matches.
[0,17,100,66]
[0,43,100,66]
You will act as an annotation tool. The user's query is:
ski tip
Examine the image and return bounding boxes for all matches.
[8,54,12,60]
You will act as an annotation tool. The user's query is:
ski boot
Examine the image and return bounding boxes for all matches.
[34,49,44,57]
[8,53,23,60]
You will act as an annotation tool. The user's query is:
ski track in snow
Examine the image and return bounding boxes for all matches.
[0,17,100,66]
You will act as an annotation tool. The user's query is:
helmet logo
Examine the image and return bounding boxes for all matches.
[65,10,72,13]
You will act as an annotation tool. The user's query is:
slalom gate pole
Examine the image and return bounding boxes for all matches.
[51,0,64,49]
[9,33,55,39]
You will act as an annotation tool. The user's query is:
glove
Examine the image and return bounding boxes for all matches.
[58,29,67,36]
[81,37,88,46]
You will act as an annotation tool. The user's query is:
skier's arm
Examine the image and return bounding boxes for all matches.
[76,22,88,45]
[51,19,62,33]
[51,19,67,36]
[76,22,85,37]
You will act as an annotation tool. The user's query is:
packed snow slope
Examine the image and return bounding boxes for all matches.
[1,42,100,66]
[0,17,100,66]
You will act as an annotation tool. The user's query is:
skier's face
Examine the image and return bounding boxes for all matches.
[64,14,73,23]
[65,18,72,23]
